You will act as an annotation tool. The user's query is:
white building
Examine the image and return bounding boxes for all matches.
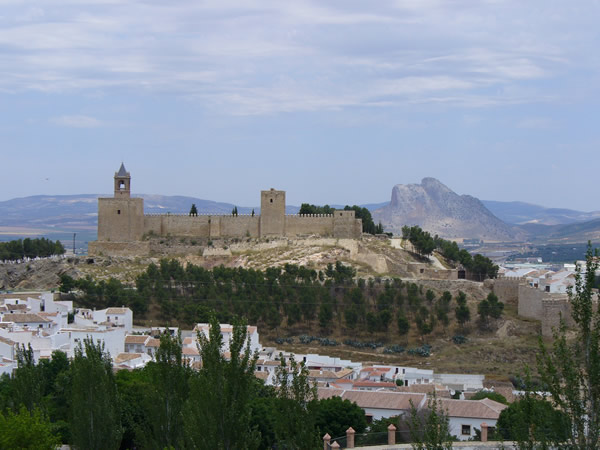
[318,387,427,422]
[439,398,507,440]
[60,326,126,359]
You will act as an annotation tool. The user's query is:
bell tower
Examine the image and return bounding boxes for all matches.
[114,162,131,198]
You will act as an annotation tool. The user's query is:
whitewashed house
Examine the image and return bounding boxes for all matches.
[439,398,507,440]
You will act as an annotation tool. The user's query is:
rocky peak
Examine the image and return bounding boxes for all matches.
[375,178,520,241]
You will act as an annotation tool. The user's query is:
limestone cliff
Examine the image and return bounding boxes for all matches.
[372,178,520,241]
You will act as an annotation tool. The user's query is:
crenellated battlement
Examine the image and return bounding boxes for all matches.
[91,165,363,256]
[287,214,334,218]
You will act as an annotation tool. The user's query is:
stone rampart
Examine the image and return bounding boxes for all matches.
[517,283,566,319]
[143,215,259,239]
[219,216,259,238]
[541,298,572,336]
[490,277,521,305]
[284,215,334,237]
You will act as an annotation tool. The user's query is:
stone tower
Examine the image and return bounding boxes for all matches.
[114,163,131,198]
[97,163,144,242]
[260,188,285,236]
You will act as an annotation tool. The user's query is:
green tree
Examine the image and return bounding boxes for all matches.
[70,338,122,450]
[0,406,60,450]
[59,274,76,293]
[470,390,508,404]
[397,313,410,343]
[379,309,392,331]
[142,332,189,449]
[415,308,434,341]
[455,291,471,329]
[318,303,333,329]
[406,394,452,450]
[425,289,436,303]
[183,315,260,449]
[366,311,379,334]
[537,244,600,449]
[344,308,359,330]
[478,292,503,329]
[496,390,570,448]
[310,396,367,439]
[269,354,319,449]
[12,344,43,412]
[189,203,198,216]
[299,203,334,215]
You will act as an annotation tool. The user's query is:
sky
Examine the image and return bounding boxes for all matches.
[1,0,599,210]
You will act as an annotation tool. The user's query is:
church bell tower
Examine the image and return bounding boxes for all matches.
[114,163,131,198]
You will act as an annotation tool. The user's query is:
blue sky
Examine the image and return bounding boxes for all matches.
[1,0,599,210]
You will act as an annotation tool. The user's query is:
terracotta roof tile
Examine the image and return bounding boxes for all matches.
[125,335,149,344]
[106,308,129,314]
[2,313,51,323]
[439,398,507,420]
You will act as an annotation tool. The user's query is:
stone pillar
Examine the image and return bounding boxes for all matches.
[331,442,340,449]
[481,422,488,442]
[323,433,331,450]
[388,424,397,445]
[346,427,355,448]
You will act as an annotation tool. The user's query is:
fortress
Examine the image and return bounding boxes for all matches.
[88,164,363,256]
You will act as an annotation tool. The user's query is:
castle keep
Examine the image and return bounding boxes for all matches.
[89,164,362,255]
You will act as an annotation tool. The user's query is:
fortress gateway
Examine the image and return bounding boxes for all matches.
[88,164,362,256]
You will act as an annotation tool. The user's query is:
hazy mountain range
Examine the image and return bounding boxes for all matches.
[1,183,600,243]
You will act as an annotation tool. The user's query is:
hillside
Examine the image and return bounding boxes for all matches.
[0,236,545,378]
[373,178,521,242]
[520,218,600,243]
[482,200,600,225]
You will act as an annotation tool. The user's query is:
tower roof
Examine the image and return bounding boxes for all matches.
[116,163,129,177]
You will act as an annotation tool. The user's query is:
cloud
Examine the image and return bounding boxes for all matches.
[0,0,597,114]
[50,115,103,128]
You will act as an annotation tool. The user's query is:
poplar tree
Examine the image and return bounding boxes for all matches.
[537,244,600,449]
[70,338,122,450]
[12,344,42,412]
[183,315,260,449]
[142,332,189,449]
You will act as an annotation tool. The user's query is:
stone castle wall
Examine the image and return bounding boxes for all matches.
[90,168,363,256]
[285,215,334,237]
[518,283,568,320]
[143,214,260,239]
[491,277,521,305]
[541,298,573,336]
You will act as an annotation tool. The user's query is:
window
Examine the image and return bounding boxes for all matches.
[117,210,121,215]
[461,425,471,435]
[270,199,273,203]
